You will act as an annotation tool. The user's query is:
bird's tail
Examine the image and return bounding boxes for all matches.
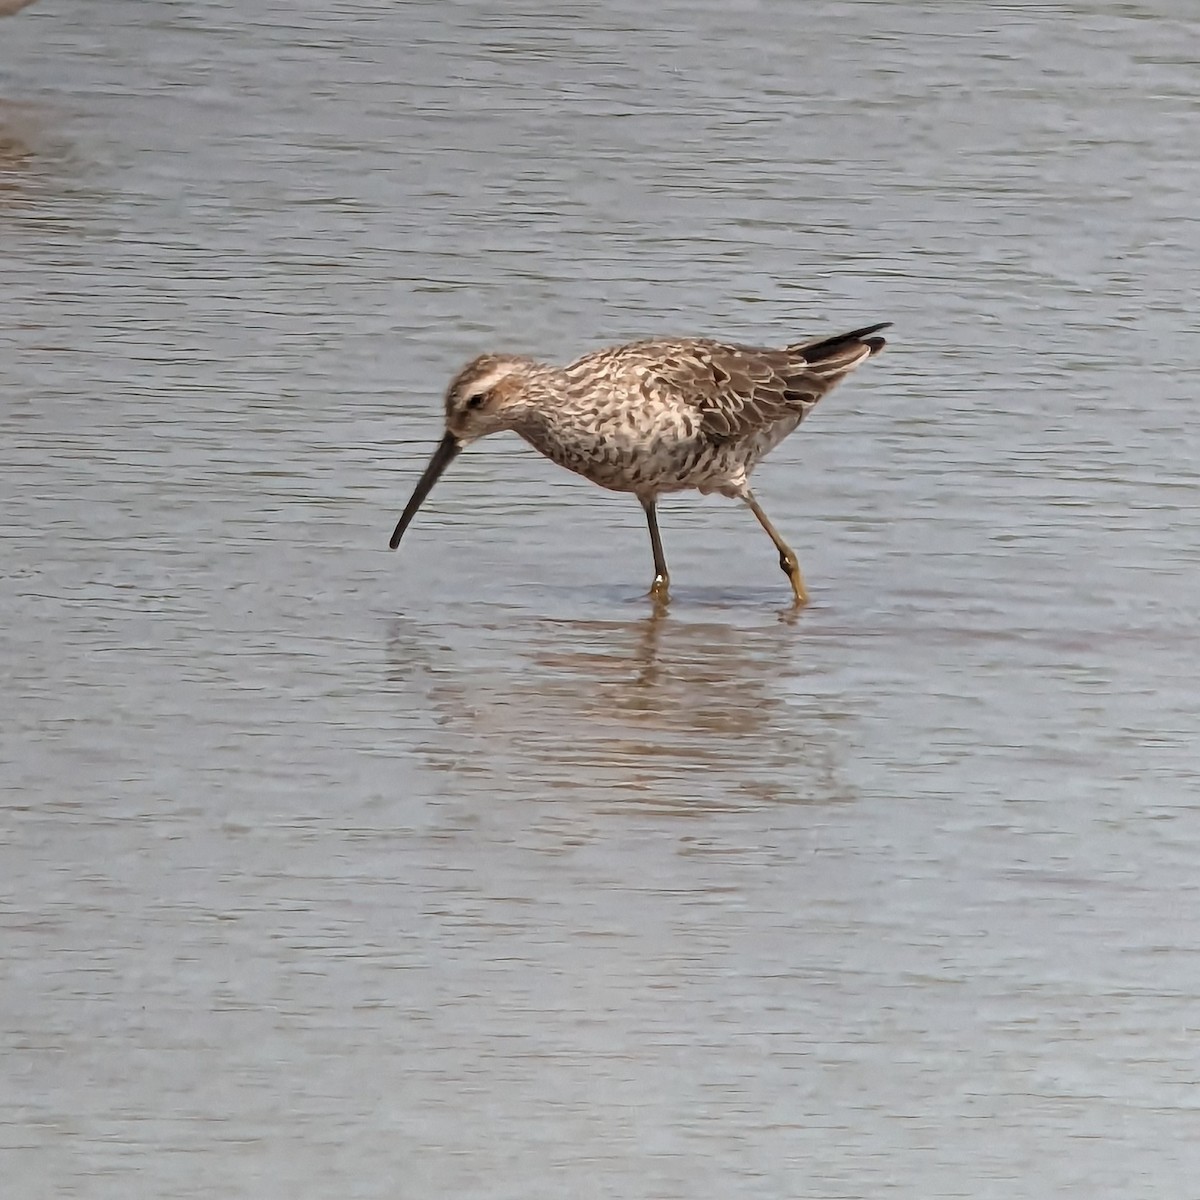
[788,321,891,381]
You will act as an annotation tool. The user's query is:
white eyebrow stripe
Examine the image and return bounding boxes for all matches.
[465,364,517,396]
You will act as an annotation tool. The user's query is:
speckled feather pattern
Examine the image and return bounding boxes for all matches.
[442,324,889,501]
[390,323,890,598]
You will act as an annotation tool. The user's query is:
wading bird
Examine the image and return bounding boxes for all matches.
[388,322,889,605]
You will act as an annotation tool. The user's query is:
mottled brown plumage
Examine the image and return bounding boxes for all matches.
[389,322,890,605]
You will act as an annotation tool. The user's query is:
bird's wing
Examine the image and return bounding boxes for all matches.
[568,325,888,447]
[668,324,890,444]
[614,340,828,446]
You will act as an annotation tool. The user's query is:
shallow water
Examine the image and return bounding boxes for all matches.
[2,2,1199,1197]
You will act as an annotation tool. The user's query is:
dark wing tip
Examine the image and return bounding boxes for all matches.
[790,321,892,361]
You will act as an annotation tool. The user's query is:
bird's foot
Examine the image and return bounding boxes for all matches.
[778,554,808,607]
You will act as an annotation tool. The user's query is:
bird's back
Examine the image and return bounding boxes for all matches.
[565,324,886,439]
[520,324,888,497]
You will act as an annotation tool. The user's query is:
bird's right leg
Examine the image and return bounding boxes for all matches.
[744,491,808,606]
[640,497,671,602]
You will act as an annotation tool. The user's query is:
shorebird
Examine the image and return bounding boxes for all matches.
[388,321,889,605]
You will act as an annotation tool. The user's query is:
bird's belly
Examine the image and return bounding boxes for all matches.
[523,410,799,497]
[529,428,741,495]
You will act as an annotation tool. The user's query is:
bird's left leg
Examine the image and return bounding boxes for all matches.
[640,497,671,602]
[744,491,807,606]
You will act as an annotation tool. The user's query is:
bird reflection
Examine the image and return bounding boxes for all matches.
[0,101,61,211]
[384,605,853,812]
[0,111,35,199]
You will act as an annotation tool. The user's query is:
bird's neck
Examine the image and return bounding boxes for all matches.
[505,369,570,441]
[506,371,607,472]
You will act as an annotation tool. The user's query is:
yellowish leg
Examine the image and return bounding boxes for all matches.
[641,498,671,602]
[745,492,808,606]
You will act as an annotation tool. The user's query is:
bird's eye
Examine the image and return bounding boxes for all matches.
[465,392,487,411]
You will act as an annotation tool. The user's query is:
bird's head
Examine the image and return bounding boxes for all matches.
[443,353,538,444]
[387,353,540,551]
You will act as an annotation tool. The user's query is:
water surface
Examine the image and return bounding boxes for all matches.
[2,2,1199,1197]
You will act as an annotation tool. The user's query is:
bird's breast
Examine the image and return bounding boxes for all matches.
[517,399,764,496]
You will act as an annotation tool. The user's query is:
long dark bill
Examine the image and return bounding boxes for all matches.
[388,431,463,550]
